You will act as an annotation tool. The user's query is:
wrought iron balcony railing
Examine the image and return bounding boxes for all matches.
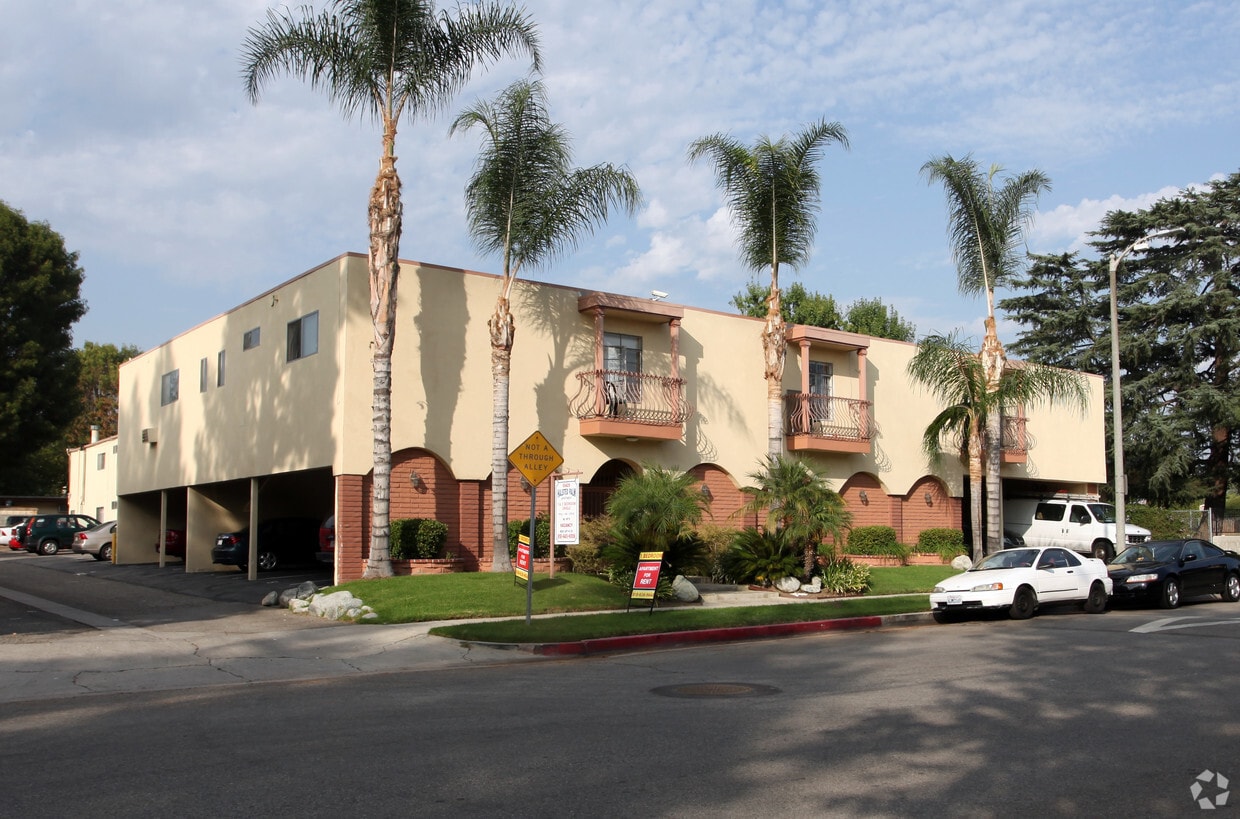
[1001,414,1028,455]
[571,370,692,427]
[783,392,873,442]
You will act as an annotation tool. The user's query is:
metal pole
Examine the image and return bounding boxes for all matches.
[526,484,536,625]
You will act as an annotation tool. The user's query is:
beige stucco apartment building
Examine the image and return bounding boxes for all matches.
[113,253,1106,581]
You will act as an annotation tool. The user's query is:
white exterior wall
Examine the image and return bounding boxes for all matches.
[67,435,118,521]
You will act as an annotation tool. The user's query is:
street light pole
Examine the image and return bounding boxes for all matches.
[1108,228,1180,557]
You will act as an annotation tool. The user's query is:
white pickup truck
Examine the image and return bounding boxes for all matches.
[1004,497,1150,562]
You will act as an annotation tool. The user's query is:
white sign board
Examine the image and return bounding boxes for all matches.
[553,478,580,545]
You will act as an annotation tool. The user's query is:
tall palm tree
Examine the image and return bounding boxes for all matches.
[449,78,641,572]
[907,332,1088,561]
[688,120,849,458]
[241,0,540,578]
[921,155,1050,551]
[738,454,851,578]
[603,464,709,581]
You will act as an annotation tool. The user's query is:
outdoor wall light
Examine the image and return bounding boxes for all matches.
[925,491,934,506]
[859,490,868,504]
[409,470,427,492]
[700,484,713,501]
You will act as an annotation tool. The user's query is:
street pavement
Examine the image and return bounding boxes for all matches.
[0,553,928,704]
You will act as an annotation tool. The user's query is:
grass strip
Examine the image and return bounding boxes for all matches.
[429,595,930,643]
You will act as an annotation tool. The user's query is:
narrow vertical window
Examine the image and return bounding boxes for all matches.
[96,452,106,470]
[287,311,319,362]
[217,350,226,387]
[200,357,209,392]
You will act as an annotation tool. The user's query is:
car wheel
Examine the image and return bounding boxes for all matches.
[98,543,112,562]
[257,551,278,572]
[1083,581,1108,614]
[1009,586,1037,620]
[1159,577,1181,609]
[38,538,59,556]
[1091,540,1114,562]
[1223,573,1240,603]
[933,609,958,624]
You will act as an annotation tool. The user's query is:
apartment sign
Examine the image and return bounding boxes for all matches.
[553,478,580,546]
[509,430,563,487]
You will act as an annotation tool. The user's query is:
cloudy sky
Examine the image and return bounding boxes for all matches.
[3,0,1236,352]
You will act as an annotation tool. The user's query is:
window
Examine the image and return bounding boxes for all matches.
[160,369,179,406]
[243,327,261,350]
[96,452,106,470]
[603,332,642,408]
[200,357,208,393]
[809,361,833,396]
[217,350,226,387]
[287,311,319,362]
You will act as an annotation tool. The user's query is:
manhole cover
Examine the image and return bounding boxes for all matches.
[651,682,780,699]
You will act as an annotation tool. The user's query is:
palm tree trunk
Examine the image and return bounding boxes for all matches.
[980,317,1006,555]
[763,280,786,458]
[363,130,402,580]
[490,295,515,572]
[967,427,985,564]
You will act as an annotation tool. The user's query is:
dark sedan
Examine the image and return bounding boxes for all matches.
[1107,539,1240,609]
[212,516,321,572]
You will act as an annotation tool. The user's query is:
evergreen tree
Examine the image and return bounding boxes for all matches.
[0,201,86,494]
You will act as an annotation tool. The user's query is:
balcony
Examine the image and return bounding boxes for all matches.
[571,370,691,441]
[784,392,873,454]
[1000,413,1028,463]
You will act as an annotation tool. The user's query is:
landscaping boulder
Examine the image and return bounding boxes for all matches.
[776,576,802,593]
[672,575,700,602]
[800,576,822,594]
[307,590,363,620]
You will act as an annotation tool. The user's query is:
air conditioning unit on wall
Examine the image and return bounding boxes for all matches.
[141,427,158,444]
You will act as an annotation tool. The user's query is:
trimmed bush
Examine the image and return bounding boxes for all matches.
[819,556,871,594]
[846,525,908,559]
[390,518,447,560]
[507,514,557,559]
[1125,505,1198,540]
[721,528,800,586]
[917,528,966,560]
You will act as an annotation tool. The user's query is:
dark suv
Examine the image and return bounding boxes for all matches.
[22,514,101,555]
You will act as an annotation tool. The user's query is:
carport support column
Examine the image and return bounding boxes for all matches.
[159,491,168,569]
[248,478,259,581]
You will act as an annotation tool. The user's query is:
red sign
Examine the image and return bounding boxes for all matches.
[515,535,531,581]
[631,551,663,600]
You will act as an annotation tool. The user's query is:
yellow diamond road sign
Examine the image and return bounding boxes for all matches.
[509,430,563,487]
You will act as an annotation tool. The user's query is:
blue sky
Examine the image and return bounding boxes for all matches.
[2,0,1236,352]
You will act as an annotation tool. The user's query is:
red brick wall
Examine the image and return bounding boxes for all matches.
[900,477,960,546]
[335,474,367,582]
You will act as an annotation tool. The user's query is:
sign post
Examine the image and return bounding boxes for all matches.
[629,551,664,614]
[508,431,563,624]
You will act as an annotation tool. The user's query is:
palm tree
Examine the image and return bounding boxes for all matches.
[241,0,540,578]
[907,332,1088,561]
[688,120,849,458]
[921,155,1050,551]
[737,454,851,578]
[603,464,709,581]
[449,78,641,572]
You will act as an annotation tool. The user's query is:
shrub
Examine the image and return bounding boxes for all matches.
[917,528,966,560]
[846,525,908,559]
[819,556,871,594]
[390,518,447,560]
[721,528,800,586]
[1125,505,1198,540]
[697,523,740,583]
[602,529,709,584]
[507,514,557,559]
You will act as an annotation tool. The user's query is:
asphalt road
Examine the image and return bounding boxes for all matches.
[3,549,1240,817]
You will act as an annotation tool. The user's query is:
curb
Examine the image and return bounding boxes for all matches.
[459,610,934,657]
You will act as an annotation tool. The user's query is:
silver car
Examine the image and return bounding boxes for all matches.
[73,521,117,562]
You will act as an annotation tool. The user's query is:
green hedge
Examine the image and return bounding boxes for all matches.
[846,525,909,559]
[916,528,966,560]
[390,518,448,560]
[507,514,564,559]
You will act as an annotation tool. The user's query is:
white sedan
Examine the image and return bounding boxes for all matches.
[930,546,1112,620]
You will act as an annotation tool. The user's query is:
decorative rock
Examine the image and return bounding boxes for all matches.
[672,575,700,602]
[290,598,311,612]
[951,555,973,571]
[261,591,280,607]
[800,577,822,594]
[307,590,362,620]
[776,576,802,593]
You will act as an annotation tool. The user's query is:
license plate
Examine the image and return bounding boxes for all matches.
[946,594,962,606]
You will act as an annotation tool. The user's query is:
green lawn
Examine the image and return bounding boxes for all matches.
[326,565,954,643]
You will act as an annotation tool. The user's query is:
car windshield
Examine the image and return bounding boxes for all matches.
[1089,504,1116,523]
[1112,543,1182,564]
[972,549,1038,570]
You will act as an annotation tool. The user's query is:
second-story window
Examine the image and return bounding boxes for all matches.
[604,332,642,406]
[160,369,179,406]
[287,311,319,362]
[243,327,261,350]
[809,361,833,396]
[97,452,106,470]
[217,350,226,387]
[200,357,209,392]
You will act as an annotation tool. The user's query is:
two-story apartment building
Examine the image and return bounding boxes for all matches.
[66,427,118,523]
[115,253,1106,582]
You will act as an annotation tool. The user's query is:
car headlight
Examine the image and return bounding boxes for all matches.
[932,586,945,593]
[1126,573,1158,584]
[970,582,1004,592]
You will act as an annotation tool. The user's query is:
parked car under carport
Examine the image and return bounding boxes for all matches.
[212,517,321,572]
